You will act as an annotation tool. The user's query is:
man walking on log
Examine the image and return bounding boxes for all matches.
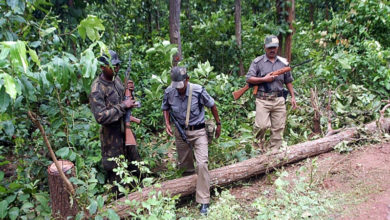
[89,50,141,186]
[162,66,221,215]
[246,35,297,152]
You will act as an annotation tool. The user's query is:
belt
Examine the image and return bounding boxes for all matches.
[181,123,205,131]
[257,91,283,100]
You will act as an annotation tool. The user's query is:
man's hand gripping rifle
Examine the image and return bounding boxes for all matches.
[169,112,192,149]
[124,54,141,146]
[232,59,312,100]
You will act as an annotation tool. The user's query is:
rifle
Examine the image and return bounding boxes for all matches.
[124,54,141,146]
[169,112,190,146]
[232,59,313,100]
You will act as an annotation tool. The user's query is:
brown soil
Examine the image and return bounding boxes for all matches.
[229,142,390,219]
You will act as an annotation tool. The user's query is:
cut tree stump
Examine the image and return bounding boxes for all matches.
[109,118,390,218]
[48,160,78,219]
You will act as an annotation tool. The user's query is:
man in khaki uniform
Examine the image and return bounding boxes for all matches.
[162,66,221,215]
[246,35,297,151]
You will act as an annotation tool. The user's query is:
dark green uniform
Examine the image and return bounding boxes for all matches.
[89,74,140,183]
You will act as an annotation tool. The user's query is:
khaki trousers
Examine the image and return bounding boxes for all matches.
[254,97,286,150]
[175,128,210,204]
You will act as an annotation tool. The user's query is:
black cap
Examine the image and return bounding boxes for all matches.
[98,50,121,66]
[170,66,187,89]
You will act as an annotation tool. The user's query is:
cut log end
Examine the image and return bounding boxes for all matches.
[47,160,78,219]
[48,160,74,175]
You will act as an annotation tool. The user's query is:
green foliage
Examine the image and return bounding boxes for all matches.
[106,155,178,220]
[78,15,105,42]
[206,190,244,220]
[252,170,334,219]
[0,160,51,219]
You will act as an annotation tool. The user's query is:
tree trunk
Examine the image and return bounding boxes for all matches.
[146,0,153,37]
[48,160,78,219]
[235,0,245,76]
[309,2,315,25]
[284,0,294,62]
[169,0,182,66]
[184,0,193,33]
[310,88,321,134]
[109,119,390,218]
[276,0,284,56]
[155,0,160,31]
[325,1,329,20]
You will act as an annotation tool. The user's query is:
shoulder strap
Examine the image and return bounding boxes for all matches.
[185,84,193,128]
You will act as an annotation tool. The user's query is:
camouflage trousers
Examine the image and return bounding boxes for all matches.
[254,97,286,151]
[103,144,141,184]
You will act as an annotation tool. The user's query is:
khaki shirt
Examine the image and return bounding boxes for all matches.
[246,55,294,92]
[162,83,215,126]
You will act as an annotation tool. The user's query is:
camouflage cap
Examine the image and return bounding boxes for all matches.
[264,35,279,48]
[98,50,121,66]
[170,66,187,89]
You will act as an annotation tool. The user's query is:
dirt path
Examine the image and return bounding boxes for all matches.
[229,142,390,219]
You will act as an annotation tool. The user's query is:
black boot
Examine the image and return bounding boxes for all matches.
[199,203,209,215]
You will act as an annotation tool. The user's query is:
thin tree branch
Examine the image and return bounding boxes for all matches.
[27,111,75,195]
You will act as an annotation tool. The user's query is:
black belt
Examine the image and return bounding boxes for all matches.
[258,91,283,97]
[181,123,205,131]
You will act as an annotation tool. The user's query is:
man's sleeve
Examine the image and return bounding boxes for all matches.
[161,92,170,111]
[284,70,294,84]
[89,83,126,125]
[200,89,215,108]
[246,61,258,81]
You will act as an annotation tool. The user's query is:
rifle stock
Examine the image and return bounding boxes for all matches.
[124,55,141,147]
[232,66,292,100]
[232,84,249,100]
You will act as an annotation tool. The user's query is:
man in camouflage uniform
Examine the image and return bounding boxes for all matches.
[246,35,298,151]
[89,50,140,184]
[162,66,221,215]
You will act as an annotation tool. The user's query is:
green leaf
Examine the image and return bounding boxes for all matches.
[0,171,3,181]
[9,0,25,14]
[88,200,98,215]
[0,200,8,218]
[75,212,84,220]
[5,195,16,204]
[338,58,351,70]
[20,202,34,212]
[2,73,17,99]
[78,15,105,41]
[69,151,76,161]
[80,48,98,78]
[2,41,28,73]
[34,193,48,205]
[56,147,70,158]
[0,47,10,60]
[29,41,41,48]
[40,27,56,37]
[95,216,104,220]
[97,196,104,209]
[2,120,15,137]
[106,209,119,220]
[0,89,10,112]
[28,49,40,66]
[9,207,19,220]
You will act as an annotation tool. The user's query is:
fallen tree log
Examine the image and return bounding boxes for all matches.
[109,118,390,218]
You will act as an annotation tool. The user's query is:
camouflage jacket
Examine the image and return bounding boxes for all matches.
[89,74,127,170]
